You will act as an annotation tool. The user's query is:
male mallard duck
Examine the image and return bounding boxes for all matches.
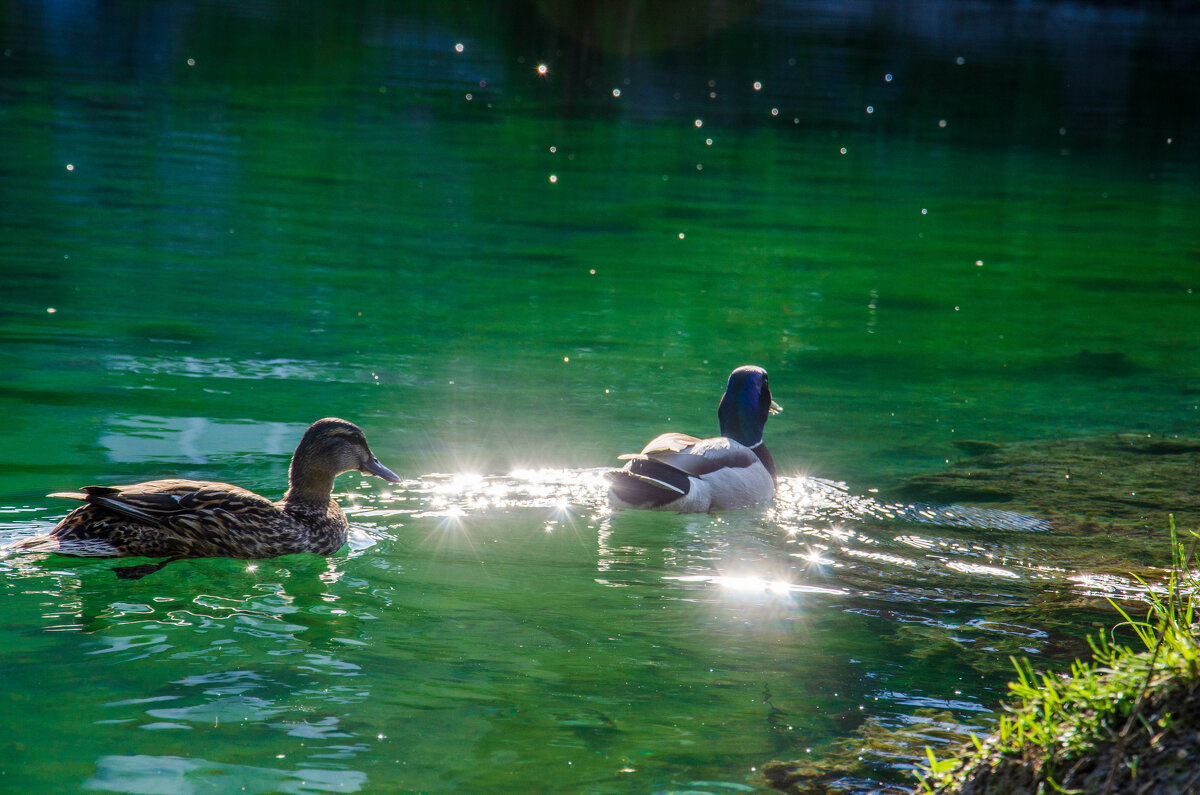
[606,365,782,512]
[10,418,400,568]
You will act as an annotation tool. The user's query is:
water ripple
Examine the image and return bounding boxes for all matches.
[105,354,331,382]
[351,468,1146,610]
[84,755,367,793]
[0,468,1150,617]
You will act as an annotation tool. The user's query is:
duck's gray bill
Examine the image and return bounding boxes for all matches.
[769,400,783,415]
[362,457,402,483]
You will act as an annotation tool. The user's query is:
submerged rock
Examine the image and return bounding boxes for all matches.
[759,433,1200,795]
[885,434,1200,537]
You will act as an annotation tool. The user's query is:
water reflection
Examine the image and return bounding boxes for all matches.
[100,414,304,465]
[341,467,1141,612]
[5,0,1196,789]
[2,464,1147,611]
[20,0,1197,146]
[0,464,1159,793]
[667,574,848,599]
[86,755,367,794]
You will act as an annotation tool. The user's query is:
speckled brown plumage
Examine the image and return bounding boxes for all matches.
[11,418,400,561]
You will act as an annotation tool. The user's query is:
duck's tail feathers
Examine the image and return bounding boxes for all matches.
[605,458,693,508]
[7,534,58,552]
[7,534,121,557]
[606,469,686,496]
[47,491,88,501]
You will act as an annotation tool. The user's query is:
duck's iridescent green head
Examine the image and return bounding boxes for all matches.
[717,366,782,447]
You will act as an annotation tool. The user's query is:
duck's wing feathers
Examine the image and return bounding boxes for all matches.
[607,434,769,511]
[619,433,761,477]
[50,479,279,531]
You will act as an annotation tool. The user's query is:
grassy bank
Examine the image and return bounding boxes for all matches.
[921,521,1200,795]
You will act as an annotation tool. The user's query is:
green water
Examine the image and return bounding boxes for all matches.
[2,2,1198,792]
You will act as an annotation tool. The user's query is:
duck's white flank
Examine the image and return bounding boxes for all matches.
[607,437,775,512]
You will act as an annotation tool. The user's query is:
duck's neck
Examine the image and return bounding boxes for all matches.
[283,460,338,507]
[718,391,767,451]
[750,442,777,479]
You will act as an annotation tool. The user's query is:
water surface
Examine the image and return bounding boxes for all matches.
[1,2,1198,792]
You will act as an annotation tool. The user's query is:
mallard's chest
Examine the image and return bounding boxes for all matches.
[277,500,349,556]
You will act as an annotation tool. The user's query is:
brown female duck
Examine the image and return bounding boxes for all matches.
[11,418,400,568]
